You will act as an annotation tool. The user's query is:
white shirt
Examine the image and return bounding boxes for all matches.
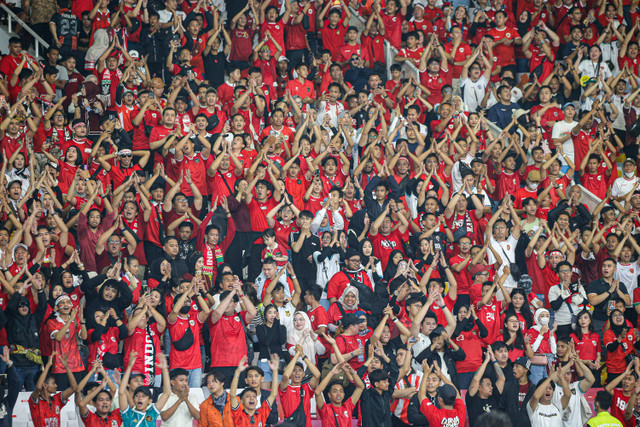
[527,400,565,427]
[615,261,640,299]
[612,176,639,199]
[552,381,591,427]
[487,235,518,288]
[159,391,201,427]
[451,153,475,193]
[578,59,613,81]
[551,120,577,166]
[460,75,488,113]
[411,333,431,372]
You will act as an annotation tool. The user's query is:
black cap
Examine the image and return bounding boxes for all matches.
[341,313,365,328]
[514,356,531,371]
[436,384,457,405]
[345,247,360,260]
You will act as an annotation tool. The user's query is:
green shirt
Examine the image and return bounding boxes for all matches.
[587,411,624,427]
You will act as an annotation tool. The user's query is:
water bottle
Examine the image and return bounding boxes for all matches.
[357,340,365,362]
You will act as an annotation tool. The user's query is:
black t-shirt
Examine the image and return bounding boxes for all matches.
[465,392,499,427]
[588,278,629,321]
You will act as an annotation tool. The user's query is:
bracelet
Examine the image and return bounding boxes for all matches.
[302,355,308,360]
[392,317,399,323]
[290,275,297,279]
[238,293,245,298]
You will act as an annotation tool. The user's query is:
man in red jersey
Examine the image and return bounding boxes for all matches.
[29,351,77,427]
[318,2,350,58]
[245,170,282,280]
[418,35,451,106]
[369,203,409,270]
[418,378,466,426]
[167,281,211,387]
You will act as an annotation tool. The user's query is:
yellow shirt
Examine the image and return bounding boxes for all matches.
[587,411,624,427]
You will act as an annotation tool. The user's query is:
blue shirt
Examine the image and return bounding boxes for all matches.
[488,102,520,131]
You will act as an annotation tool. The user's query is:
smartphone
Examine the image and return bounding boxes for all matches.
[608,300,616,311]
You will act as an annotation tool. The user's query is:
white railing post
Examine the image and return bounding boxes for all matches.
[0,4,49,58]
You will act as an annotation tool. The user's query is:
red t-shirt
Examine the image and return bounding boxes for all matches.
[369,230,405,270]
[279,383,315,427]
[604,328,637,374]
[420,398,466,427]
[168,311,204,370]
[318,400,355,427]
[123,323,162,384]
[29,393,66,427]
[570,331,602,362]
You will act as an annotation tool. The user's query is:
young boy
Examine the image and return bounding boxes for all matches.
[230,355,280,425]
[119,351,172,426]
[29,352,77,427]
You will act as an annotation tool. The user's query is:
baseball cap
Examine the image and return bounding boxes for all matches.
[514,356,531,371]
[469,264,491,278]
[129,50,140,59]
[277,56,289,63]
[436,384,457,405]
[341,313,365,328]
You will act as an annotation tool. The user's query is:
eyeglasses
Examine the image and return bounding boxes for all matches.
[494,225,507,230]
[108,240,121,245]
[558,269,571,273]
[120,153,132,157]
[175,198,187,203]
[612,314,624,318]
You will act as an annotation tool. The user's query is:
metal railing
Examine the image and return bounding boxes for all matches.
[0,3,49,58]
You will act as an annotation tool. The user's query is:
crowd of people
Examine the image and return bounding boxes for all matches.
[0,0,639,425]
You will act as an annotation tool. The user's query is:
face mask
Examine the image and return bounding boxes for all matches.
[625,171,635,178]
[539,316,550,326]
[529,182,539,190]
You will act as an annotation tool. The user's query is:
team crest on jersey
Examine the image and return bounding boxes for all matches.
[275,25,280,29]
[195,158,200,163]
[310,315,315,322]
[111,336,116,342]
[234,316,240,322]
[506,33,511,37]
[285,311,291,316]
[55,406,60,414]
[112,421,118,427]
[189,320,195,326]
[146,416,153,422]
[459,47,464,52]
[71,294,77,300]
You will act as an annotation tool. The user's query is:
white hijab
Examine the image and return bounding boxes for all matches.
[287,311,324,368]
[85,29,110,64]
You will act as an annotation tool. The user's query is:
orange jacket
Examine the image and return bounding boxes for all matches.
[198,392,235,427]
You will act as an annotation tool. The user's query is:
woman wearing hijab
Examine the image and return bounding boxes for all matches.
[359,238,382,284]
[286,311,326,369]
[327,286,360,332]
[84,29,109,72]
[77,81,106,135]
[383,249,406,282]
[147,258,174,292]
[347,210,370,248]
[603,308,639,383]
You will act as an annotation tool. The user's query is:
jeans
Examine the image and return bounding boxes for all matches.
[187,368,203,388]
[14,365,39,391]
[530,364,548,386]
